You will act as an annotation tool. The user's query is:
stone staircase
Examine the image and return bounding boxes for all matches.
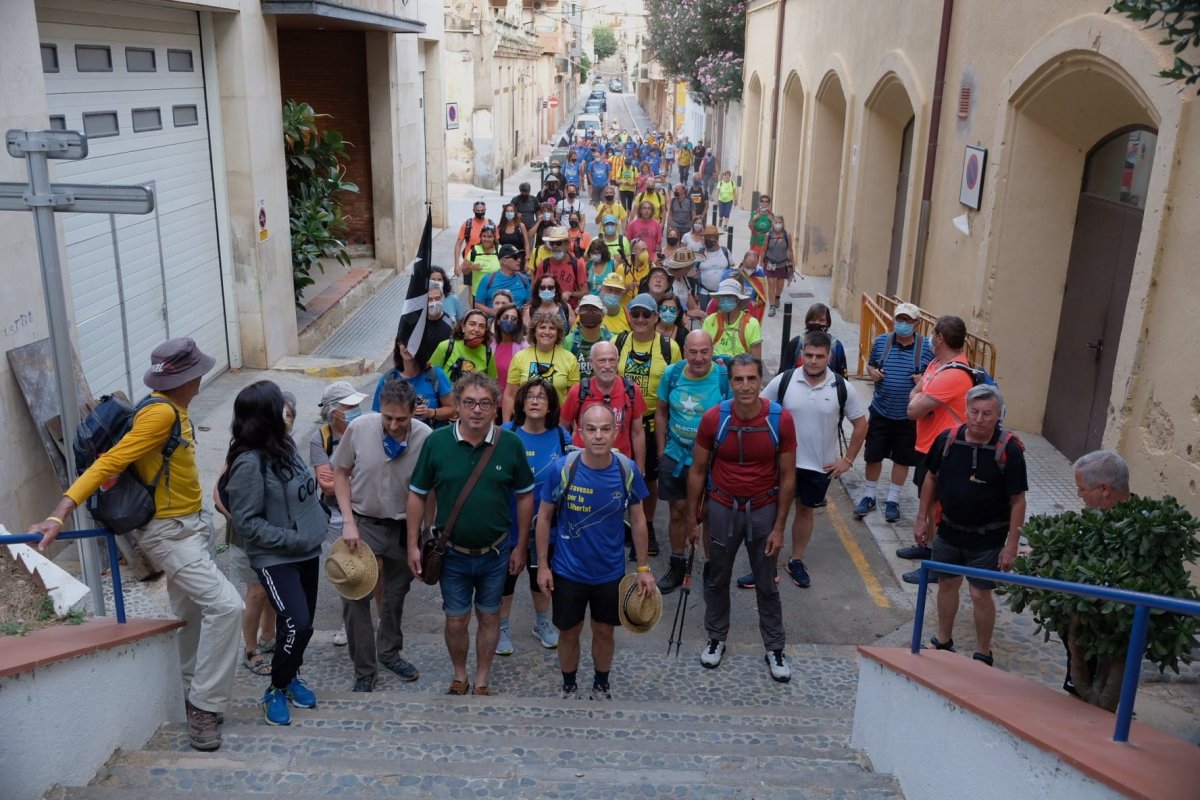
[46,634,903,799]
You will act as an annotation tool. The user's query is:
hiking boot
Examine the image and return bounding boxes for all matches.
[496,625,514,656]
[333,627,348,646]
[352,675,376,693]
[852,496,876,518]
[646,525,660,557]
[786,559,811,588]
[896,544,933,560]
[883,501,902,523]
[589,684,613,700]
[284,676,317,709]
[656,556,687,595]
[902,568,938,585]
[532,619,559,649]
[382,657,420,682]
[560,684,579,700]
[262,687,291,726]
[700,639,725,669]
[765,650,792,683]
[185,700,222,751]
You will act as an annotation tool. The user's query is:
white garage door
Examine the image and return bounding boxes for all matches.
[37,0,228,398]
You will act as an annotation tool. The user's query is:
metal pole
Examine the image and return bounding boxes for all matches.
[500,168,505,197]
[780,302,793,366]
[1113,604,1150,743]
[25,147,106,614]
[726,223,733,252]
[911,562,930,653]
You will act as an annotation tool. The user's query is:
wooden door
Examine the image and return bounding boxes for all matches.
[886,117,914,296]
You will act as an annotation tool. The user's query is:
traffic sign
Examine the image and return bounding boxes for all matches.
[548,96,560,109]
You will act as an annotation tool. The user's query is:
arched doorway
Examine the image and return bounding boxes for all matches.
[741,74,763,200]
[773,72,804,229]
[1043,127,1156,458]
[804,72,846,277]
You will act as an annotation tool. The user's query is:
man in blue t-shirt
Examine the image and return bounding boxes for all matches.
[589,154,612,204]
[475,244,532,313]
[853,302,935,524]
[654,330,728,594]
[536,404,653,700]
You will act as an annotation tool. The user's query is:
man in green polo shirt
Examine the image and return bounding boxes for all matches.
[407,373,535,696]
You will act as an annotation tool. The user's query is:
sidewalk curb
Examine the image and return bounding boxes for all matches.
[271,355,367,378]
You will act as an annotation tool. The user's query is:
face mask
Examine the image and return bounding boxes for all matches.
[542,213,552,221]
[382,434,407,461]
[590,254,602,263]
[465,334,485,348]
[773,223,783,231]
[692,223,703,233]
[568,193,577,199]
[659,307,679,324]
[602,294,621,309]
[718,298,738,313]
[539,289,556,302]
[604,224,616,235]
[498,318,520,335]
[704,239,719,250]
[505,211,515,220]
[579,312,602,327]
[894,320,915,337]
[342,408,362,424]
[427,301,443,316]
[605,197,615,203]
[760,203,769,210]
[474,211,485,219]
[666,236,679,246]
[429,279,444,291]
[569,219,579,229]
[806,323,829,333]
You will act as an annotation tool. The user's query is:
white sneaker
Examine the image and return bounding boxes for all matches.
[333,627,348,646]
[765,649,791,683]
[700,639,725,669]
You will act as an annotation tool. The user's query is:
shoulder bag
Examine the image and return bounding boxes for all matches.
[417,441,497,585]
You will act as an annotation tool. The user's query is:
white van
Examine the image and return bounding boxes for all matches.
[574,114,602,137]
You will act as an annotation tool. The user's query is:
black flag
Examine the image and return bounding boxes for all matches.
[397,204,433,358]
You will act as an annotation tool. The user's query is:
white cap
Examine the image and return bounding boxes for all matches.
[715,278,749,300]
[894,302,921,321]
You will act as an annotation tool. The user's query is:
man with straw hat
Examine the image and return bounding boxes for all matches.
[329,379,431,692]
[536,404,654,700]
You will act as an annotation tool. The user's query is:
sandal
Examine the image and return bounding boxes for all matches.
[929,637,955,652]
[973,651,994,667]
[243,650,272,676]
[446,679,470,696]
[471,685,494,696]
[257,638,275,654]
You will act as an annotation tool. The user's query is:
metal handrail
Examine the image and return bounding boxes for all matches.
[860,293,998,377]
[0,528,126,623]
[910,560,1200,744]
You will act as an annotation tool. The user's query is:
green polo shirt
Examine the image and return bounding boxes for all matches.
[409,422,535,548]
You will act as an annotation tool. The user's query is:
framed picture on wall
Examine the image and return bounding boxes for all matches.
[959,145,987,210]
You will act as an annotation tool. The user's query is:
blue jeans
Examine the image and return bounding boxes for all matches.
[439,543,512,617]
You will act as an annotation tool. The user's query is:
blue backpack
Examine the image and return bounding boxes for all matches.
[705,399,784,502]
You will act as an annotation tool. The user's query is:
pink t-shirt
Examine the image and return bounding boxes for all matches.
[626,217,664,259]
[493,341,522,396]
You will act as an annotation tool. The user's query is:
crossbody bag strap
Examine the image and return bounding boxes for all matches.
[438,439,498,546]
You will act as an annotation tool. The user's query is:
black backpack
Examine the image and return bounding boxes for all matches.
[614,331,675,366]
[73,395,183,534]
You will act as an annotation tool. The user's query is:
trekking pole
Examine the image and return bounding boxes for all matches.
[666,541,697,657]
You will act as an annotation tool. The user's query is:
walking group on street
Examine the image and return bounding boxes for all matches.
[28,119,1123,753]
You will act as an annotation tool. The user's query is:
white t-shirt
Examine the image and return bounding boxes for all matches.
[696,246,732,292]
[762,369,866,472]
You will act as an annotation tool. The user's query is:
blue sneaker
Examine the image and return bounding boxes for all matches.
[852,496,877,518]
[883,501,901,523]
[285,676,317,709]
[262,687,291,726]
[786,559,811,589]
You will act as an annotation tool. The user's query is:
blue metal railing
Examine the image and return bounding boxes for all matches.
[0,528,126,623]
[910,560,1200,744]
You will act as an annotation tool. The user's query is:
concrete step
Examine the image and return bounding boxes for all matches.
[296,260,392,354]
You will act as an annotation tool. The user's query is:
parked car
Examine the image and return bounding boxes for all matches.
[590,85,607,98]
[608,79,623,93]
[584,97,606,117]
[574,114,603,137]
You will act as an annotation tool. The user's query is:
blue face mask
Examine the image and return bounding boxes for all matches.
[539,289,556,302]
[659,307,679,324]
[718,298,738,314]
[604,224,616,235]
[894,320,915,337]
[382,434,407,461]
[342,408,362,424]
[602,293,621,309]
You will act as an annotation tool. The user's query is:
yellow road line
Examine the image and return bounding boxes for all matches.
[827,498,891,609]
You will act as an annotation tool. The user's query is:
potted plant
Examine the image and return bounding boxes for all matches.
[1004,496,1200,710]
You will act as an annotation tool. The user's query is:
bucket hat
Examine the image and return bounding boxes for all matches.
[143,338,216,391]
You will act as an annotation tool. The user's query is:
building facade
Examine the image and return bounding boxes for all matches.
[741,0,1200,503]
[0,0,447,526]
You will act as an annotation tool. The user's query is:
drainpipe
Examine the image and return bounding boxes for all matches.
[910,0,953,305]
[765,0,787,196]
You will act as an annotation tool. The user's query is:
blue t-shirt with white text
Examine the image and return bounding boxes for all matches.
[590,161,611,189]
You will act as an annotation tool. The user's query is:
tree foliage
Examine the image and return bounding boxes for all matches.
[645,0,746,104]
[1109,0,1200,93]
[578,53,592,85]
[592,25,618,63]
[1003,496,1200,710]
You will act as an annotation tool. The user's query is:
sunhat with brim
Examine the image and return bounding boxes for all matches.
[618,573,662,633]
[665,249,696,269]
[143,338,216,391]
[542,226,569,242]
[320,380,367,409]
[701,225,720,236]
[601,272,627,291]
[325,539,379,601]
[715,278,749,300]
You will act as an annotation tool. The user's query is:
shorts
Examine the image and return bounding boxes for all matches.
[795,468,832,508]
[502,540,544,597]
[439,543,512,617]
[718,199,733,219]
[913,460,930,493]
[764,263,791,280]
[864,413,920,467]
[590,185,606,203]
[225,543,257,586]
[552,574,621,630]
[930,535,1002,589]
[642,416,660,482]
[657,454,690,502]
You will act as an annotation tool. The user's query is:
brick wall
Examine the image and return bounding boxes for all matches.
[278,30,375,250]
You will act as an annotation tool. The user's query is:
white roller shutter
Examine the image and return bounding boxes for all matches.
[37,0,228,398]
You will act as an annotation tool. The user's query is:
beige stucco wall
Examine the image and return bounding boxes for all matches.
[742,0,1200,505]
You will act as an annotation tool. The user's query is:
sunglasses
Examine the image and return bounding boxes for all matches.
[629,308,656,320]
[538,284,556,291]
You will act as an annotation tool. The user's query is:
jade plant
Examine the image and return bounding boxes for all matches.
[1004,496,1200,710]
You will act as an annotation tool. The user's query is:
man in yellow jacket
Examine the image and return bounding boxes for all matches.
[30,338,243,753]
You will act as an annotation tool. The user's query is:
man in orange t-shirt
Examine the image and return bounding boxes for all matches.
[900,315,974,580]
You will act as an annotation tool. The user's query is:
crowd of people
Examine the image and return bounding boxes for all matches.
[25,121,1139,752]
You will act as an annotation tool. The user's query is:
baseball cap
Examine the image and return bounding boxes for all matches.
[601,273,627,291]
[627,293,658,313]
[603,214,618,224]
[578,294,604,311]
[498,243,524,260]
[894,302,920,321]
[320,380,368,408]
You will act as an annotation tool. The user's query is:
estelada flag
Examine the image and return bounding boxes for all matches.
[397,203,433,359]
